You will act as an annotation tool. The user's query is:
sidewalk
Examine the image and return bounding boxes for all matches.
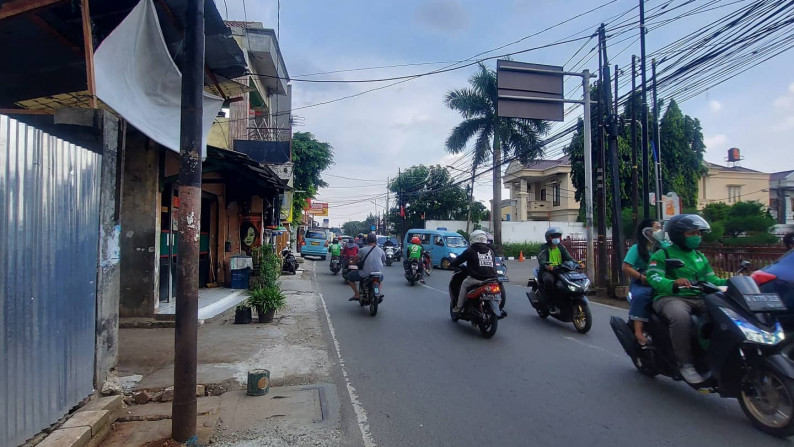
[103,261,341,446]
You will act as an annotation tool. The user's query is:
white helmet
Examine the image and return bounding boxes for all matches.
[469,229,488,244]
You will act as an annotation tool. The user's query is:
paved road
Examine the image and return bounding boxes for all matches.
[312,258,792,447]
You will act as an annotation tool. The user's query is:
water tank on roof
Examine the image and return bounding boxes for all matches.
[727,147,741,162]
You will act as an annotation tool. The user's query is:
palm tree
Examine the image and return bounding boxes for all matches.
[444,62,550,252]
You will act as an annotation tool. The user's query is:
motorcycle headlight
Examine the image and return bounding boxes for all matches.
[568,284,578,292]
[449,253,457,259]
[582,278,591,291]
[720,307,785,345]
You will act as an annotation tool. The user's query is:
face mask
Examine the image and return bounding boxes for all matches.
[685,235,702,250]
[652,230,665,243]
[551,238,561,245]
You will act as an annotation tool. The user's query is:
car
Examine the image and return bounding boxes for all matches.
[752,250,794,309]
[301,228,330,260]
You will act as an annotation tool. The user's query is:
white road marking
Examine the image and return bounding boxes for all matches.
[315,270,377,447]
[564,336,623,359]
[589,300,626,311]
[420,283,446,294]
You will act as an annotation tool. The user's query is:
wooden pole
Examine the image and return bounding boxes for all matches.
[80,0,97,109]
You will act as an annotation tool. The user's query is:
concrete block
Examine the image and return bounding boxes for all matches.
[79,396,123,421]
[119,396,221,422]
[196,384,206,396]
[37,426,91,447]
[86,422,111,447]
[132,390,151,404]
[159,386,174,402]
[62,410,110,437]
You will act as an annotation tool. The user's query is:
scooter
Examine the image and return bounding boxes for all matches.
[357,272,382,317]
[611,261,794,437]
[449,269,501,338]
[281,248,298,275]
[526,260,592,333]
[330,255,341,275]
[385,246,395,266]
[404,259,423,286]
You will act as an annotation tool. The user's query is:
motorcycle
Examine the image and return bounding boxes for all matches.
[330,255,341,275]
[404,259,423,286]
[526,260,592,334]
[422,251,433,276]
[357,272,383,317]
[610,258,794,437]
[385,246,395,266]
[495,256,509,314]
[281,248,298,275]
[449,269,501,338]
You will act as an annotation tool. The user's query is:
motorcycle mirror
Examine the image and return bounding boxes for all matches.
[664,258,685,269]
[740,260,751,268]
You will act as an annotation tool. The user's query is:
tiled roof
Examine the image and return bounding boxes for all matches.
[771,170,794,181]
[522,154,571,170]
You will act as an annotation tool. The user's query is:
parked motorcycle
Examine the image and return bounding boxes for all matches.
[330,255,341,275]
[385,246,395,266]
[404,259,423,286]
[357,272,383,317]
[449,269,501,338]
[610,259,794,437]
[526,260,592,333]
[281,248,298,275]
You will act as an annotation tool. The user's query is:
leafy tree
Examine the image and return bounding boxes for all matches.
[659,100,706,209]
[342,214,378,236]
[388,165,474,231]
[291,132,334,222]
[699,201,776,244]
[701,202,731,224]
[444,62,550,253]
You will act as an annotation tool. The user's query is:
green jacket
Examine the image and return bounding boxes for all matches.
[329,243,341,256]
[646,244,726,299]
[537,243,574,268]
[407,243,423,260]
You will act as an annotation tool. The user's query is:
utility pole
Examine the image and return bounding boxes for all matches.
[652,58,663,220]
[631,55,639,229]
[609,63,625,290]
[582,70,595,281]
[640,0,650,219]
[398,168,405,242]
[596,24,608,290]
[173,0,203,442]
[385,177,389,234]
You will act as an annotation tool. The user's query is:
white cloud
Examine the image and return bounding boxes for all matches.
[708,100,722,112]
[704,134,728,150]
[414,0,470,33]
[773,116,794,132]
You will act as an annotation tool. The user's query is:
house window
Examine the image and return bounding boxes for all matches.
[540,188,547,202]
[553,184,561,207]
[728,185,742,203]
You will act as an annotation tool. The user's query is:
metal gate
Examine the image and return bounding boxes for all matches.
[0,115,102,446]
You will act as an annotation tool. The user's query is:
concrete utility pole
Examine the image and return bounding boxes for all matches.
[631,56,639,229]
[385,177,389,233]
[640,0,651,219]
[609,63,625,290]
[172,0,203,442]
[596,25,608,290]
[652,58,664,220]
[582,70,595,281]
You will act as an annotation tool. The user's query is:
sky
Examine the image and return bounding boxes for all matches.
[216,0,794,227]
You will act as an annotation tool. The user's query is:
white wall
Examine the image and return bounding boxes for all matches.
[425,220,597,243]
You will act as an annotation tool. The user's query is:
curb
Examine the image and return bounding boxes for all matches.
[33,396,122,447]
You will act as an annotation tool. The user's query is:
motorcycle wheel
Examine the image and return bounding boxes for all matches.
[369,287,378,317]
[441,258,451,270]
[740,368,794,437]
[479,309,498,338]
[572,301,592,334]
[632,353,658,377]
[500,289,507,310]
[410,278,416,286]
[536,307,549,319]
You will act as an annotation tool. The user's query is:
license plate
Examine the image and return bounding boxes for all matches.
[349,265,358,270]
[498,276,509,282]
[374,286,380,294]
[482,294,499,301]
[310,241,320,245]
[744,293,786,312]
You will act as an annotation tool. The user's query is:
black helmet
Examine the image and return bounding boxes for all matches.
[366,232,377,244]
[664,214,710,250]
[544,226,563,242]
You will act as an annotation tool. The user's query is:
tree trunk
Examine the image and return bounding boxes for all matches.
[492,130,502,255]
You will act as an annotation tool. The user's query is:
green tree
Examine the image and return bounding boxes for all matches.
[342,214,378,236]
[389,165,472,230]
[444,62,550,252]
[291,132,334,222]
[699,201,776,244]
[659,100,706,208]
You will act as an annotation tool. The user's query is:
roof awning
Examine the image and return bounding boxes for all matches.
[205,146,289,193]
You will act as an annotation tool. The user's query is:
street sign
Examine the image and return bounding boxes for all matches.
[496,60,564,121]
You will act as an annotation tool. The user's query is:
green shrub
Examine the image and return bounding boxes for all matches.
[251,245,281,289]
[502,242,543,258]
[248,284,286,311]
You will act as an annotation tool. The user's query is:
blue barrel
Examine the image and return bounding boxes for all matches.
[230,267,251,289]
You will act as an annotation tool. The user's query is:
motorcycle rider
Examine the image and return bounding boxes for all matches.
[623,219,668,345]
[328,237,342,268]
[537,227,576,309]
[450,229,498,316]
[405,236,425,283]
[646,214,727,385]
[346,233,386,301]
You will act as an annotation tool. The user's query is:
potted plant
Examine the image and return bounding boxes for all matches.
[234,303,252,324]
[248,284,286,323]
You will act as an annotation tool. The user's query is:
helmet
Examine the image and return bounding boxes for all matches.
[366,232,377,244]
[332,238,338,243]
[470,229,488,244]
[411,236,421,244]
[664,214,711,251]
[545,226,563,242]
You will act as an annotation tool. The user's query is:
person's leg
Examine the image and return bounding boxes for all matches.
[418,260,425,282]
[628,281,653,345]
[455,277,480,311]
[346,271,361,300]
[653,297,703,384]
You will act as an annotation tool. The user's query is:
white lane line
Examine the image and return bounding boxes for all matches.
[420,283,446,294]
[564,336,623,359]
[315,271,377,447]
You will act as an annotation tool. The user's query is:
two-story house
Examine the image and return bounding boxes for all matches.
[697,161,770,209]
[503,155,578,222]
[770,170,794,225]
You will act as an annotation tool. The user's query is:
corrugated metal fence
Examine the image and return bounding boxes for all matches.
[1,115,102,446]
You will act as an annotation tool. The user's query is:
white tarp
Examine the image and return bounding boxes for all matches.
[94,0,223,156]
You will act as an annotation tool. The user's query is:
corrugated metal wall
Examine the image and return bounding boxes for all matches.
[0,115,102,446]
